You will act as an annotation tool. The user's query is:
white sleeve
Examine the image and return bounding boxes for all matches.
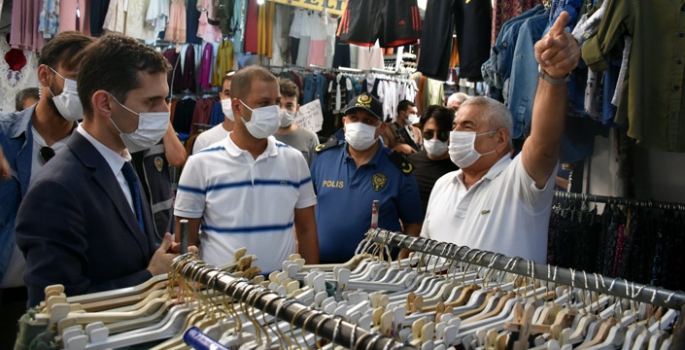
[192,135,207,154]
[295,153,317,209]
[510,156,557,213]
[174,155,207,218]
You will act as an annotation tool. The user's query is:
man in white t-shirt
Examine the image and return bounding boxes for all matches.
[191,72,234,154]
[174,66,320,272]
[421,12,580,263]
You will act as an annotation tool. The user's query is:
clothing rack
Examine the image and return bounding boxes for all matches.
[173,254,416,350]
[553,191,685,211]
[365,228,685,311]
[262,64,403,77]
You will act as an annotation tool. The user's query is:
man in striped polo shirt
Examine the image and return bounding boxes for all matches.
[174,66,319,273]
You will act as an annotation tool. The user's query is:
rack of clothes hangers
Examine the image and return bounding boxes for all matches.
[548,191,685,295]
[552,192,685,211]
[18,226,685,349]
[363,228,685,349]
[13,247,413,350]
[171,254,414,350]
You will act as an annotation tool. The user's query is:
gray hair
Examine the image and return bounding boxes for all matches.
[15,87,39,111]
[460,96,514,149]
[447,92,471,107]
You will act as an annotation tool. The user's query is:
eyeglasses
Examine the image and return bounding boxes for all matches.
[39,147,55,164]
[423,130,449,142]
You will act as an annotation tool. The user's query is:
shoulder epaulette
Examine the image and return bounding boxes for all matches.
[315,139,343,153]
[389,151,414,175]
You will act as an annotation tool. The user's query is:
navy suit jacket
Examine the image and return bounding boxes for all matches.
[15,132,158,307]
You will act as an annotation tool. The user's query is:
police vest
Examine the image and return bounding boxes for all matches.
[132,142,174,243]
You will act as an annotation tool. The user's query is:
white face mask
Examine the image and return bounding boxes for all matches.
[239,100,280,139]
[220,99,235,122]
[448,130,496,168]
[345,122,379,151]
[48,68,83,121]
[424,139,449,158]
[407,113,420,125]
[110,94,170,153]
[279,108,296,128]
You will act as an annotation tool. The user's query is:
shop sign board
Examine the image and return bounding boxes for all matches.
[268,0,346,16]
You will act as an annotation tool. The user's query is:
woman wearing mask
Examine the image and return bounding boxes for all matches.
[408,105,459,217]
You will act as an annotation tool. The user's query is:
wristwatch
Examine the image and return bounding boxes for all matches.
[538,65,571,85]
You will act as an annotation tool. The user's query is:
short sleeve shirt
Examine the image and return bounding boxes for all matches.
[421,154,556,263]
[175,135,317,272]
[310,141,423,263]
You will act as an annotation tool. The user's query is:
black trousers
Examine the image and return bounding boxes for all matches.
[417,0,492,82]
[0,287,28,349]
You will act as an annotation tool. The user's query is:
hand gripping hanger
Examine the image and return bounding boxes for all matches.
[172,254,418,350]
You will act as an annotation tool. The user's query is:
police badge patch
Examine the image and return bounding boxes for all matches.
[154,157,164,172]
[372,172,387,192]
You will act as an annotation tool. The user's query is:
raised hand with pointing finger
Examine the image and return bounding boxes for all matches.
[534,11,581,80]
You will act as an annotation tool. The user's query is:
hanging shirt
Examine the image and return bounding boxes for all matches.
[196,0,223,42]
[199,42,214,90]
[10,0,44,52]
[103,0,156,40]
[213,39,233,86]
[165,0,187,43]
[38,0,60,39]
[146,0,170,37]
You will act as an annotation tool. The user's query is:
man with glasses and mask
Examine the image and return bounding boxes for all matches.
[15,34,197,308]
[0,32,94,343]
[407,105,459,217]
[421,12,580,263]
[174,66,319,273]
[311,93,423,263]
[191,71,236,154]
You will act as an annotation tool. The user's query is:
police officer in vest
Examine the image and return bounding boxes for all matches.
[310,93,423,263]
[131,124,187,242]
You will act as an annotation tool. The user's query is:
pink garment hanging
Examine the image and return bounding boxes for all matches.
[10,0,44,52]
[196,0,222,43]
[306,40,326,67]
[198,43,213,89]
[59,0,91,34]
[165,0,187,43]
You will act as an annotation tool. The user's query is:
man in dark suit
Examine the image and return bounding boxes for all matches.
[0,31,94,350]
[15,34,196,308]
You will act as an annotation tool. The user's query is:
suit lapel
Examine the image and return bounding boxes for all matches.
[13,113,34,197]
[68,133,151,258]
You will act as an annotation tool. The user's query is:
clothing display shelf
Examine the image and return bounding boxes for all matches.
[173,254,417,350]
[365,228,685,311]
[553,191,685,211]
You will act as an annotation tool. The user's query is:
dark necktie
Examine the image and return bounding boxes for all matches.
[121,162,145,232]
